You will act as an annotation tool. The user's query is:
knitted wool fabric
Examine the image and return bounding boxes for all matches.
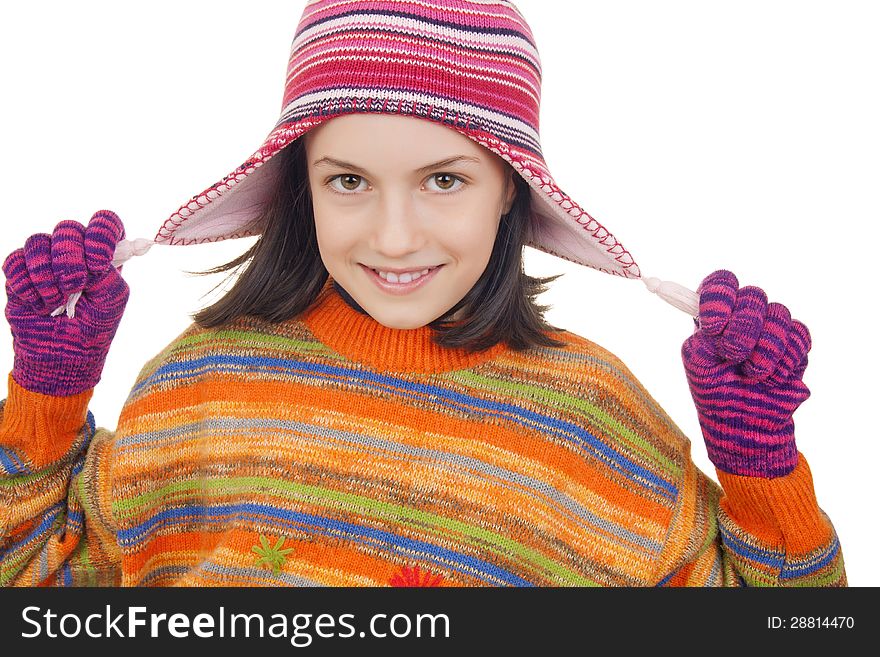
[681,271,811,478]
[0,280,845,586]
[2,211,129,397]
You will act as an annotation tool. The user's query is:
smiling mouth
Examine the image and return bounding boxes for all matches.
[363,265,442,284]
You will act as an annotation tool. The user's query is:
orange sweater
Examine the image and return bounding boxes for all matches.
[0,280,845,586]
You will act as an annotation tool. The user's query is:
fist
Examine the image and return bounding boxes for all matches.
[681,270,811,478]
[3,210,130,396]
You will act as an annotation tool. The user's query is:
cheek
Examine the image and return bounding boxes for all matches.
[311,193,366,240]
[312,212,352,264]
[445,211,500,261]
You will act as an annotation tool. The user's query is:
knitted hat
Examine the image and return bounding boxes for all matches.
[107,0,698,318]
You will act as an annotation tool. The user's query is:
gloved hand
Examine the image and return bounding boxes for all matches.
[681,270,812,478]
[3,210,130,397]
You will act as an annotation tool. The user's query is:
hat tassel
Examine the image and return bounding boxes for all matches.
[50,238,155,318]
[642,276,699,318]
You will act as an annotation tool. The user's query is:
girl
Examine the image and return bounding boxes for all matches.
[0,0,845,586]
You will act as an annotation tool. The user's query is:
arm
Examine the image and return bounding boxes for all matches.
[0,210,129,586]
[658,452,845,586]
[0,376,121,586]
[661,270,846,586]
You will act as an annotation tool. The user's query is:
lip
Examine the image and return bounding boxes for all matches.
[363,265,441,275]
[360,263,444,295]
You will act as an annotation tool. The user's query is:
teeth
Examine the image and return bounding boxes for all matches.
[375,267,434,284]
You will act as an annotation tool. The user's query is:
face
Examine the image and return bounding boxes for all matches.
[304,113,517,330]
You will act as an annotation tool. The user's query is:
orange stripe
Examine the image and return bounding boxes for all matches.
[123,530,224,577]
[117,377,674,530]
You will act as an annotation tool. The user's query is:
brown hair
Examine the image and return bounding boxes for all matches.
[189,136,567,352]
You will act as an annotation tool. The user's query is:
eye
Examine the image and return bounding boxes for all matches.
[327,174,368,194]
[425,173,465,193]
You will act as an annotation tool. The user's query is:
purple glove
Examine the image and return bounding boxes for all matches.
[3,210,130,397]
[681,270,812,478]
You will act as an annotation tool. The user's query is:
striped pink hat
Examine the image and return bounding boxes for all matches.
[155,0,644,281]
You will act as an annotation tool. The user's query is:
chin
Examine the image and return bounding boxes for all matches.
[373,314,432,330]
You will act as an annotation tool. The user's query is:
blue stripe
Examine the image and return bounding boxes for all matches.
[117,503,534,587]
[655,570,675,586]
[134,354,678,501]
[781,535,841,579]
[0,445,29,475]
[718,523,785,569]
[721,524,840,582]
[66,508,85,535]
[5,502,64,555]
[85,410,96,441]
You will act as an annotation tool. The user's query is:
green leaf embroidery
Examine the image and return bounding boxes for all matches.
[252,534,294,575]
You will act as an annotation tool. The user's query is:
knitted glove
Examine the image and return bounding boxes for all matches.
[681,270,812,478]
[3,210,130,397]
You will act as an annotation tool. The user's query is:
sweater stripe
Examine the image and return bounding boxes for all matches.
[117,502,540,587]
[127,354,679,503]
[113,430,661,552]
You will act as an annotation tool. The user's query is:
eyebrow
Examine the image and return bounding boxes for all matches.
[312,155,481,176]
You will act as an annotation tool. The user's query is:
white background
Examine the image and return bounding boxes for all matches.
[1,1,876,585]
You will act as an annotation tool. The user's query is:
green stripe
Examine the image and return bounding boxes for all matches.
[75,541,98,587]
[786,560,846,587]
[0,462,68,487]
[0,515,64,585]
[113,476,599,586]
[449,371,681,477]
[175,329,337,358]
[73,468,103,586]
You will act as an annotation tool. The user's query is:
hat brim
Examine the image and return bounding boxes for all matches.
[155,111,640,280]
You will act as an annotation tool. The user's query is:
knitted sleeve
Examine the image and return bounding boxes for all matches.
[656,452,846,586]
[0,374,121,586]
[583,340,848,587]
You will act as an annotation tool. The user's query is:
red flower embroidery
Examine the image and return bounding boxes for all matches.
[389,565,445,587]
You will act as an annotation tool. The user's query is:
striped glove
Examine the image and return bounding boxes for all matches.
[681,270,812,478]
[3,210,129,397]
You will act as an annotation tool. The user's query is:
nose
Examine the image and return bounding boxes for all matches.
[368,192,427,258]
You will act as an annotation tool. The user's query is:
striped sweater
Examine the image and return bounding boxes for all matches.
[0,279,846,586]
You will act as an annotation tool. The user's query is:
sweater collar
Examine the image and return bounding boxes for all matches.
[302,278,509,374]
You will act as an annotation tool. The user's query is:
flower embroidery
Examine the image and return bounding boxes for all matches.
[389,565,445,587]
[252,535,294,575]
